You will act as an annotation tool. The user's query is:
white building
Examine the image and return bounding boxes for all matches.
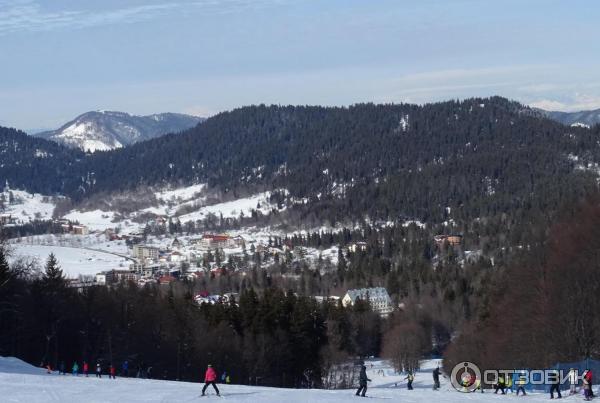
[132,244,159,261]
[347,241,368,253]
[342,287,394,316]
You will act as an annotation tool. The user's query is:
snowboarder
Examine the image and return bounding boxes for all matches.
[355,364,371,397]
[516,371,527,396]
[109,364,116,379]
[72,362,79,376]
[494,374,506,394]
[432,366,441,390]
[96,362,102,378]
[568,368,577,395]
[202,364,220,397]
[405,371,414,390]
[83,361,89,377]
[549,369,562,399]
[121,360,129,377]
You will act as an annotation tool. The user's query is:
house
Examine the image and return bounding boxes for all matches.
[194,292,239,305]
[72,224,89,235]
[95,272,108,285]
[233,235,245,247]
[171,237,182,249]
[132,244,159,261]
[342,287,394,317]
[0,214,16,226]
[434,234,462,247]
[158,275,176,285]
[348,241,368,253]
[199,234,235,249]
[60,223,89,235]
[210,267,227,277]
[95,270,139,285]
[169,251,184,262]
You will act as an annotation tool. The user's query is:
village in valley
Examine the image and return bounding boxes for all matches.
[1,183,405,316]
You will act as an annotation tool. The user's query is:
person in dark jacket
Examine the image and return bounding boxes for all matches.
[202,364,220,397]
[59,361,66,375]
[356,365,371,397]
[549,369,562,399]
[494,375,506,394]
[433,367,441,390]
[121,360,129,377]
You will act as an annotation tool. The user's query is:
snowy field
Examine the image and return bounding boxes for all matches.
[8,244,129,278]
[1,189,55,224]
[0,356,579,403]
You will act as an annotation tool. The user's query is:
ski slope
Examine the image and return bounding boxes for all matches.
[0,356,580,403]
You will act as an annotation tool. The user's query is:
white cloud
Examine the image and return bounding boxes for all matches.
[529,93,600,112]
[0,0,288,35]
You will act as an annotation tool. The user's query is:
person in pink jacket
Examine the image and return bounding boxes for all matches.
[202,364,220,396]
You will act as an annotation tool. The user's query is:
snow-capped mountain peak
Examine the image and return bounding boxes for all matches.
[35,111,204,152]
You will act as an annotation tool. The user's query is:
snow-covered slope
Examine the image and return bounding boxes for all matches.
[35,111,204,152]
[0,188,56,224]
[0,356,575,402]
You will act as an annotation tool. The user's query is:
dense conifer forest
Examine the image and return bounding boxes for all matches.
[2,97,600,226]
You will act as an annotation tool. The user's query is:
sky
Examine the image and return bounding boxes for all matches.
[1,0,600,131]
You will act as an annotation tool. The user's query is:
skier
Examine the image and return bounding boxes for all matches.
[45,363,52,374]
[516,371,527,396]
[109,364,116,379]
[549,369,562,399]
[121,360,129,377]
[59,361,66,375]
[404,371,414,390]
[221,371,227,383]
[72,362,79,376]
[432,366,441,390]
[83,361,89,377]
[583,369,593,401]
[494,374,506,394]
[355,364,371,397]
[202,364,220,397]
[96,362,102,378]
[568,368,577,395]
[225,374,231,384]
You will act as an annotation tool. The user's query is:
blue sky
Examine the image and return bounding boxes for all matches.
[1,0,600,130]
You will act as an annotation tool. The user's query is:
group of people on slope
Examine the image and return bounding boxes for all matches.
[355,364,441,397]
[47,360,125,379]
[492,368,594,400]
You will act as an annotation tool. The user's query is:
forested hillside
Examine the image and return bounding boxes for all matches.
[2,96,600,226]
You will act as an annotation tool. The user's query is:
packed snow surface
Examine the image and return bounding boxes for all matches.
[0,356,581,403]
[8,244,129,278]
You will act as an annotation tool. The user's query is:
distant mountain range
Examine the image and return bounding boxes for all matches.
[34,111,204,152]
[541,108,600,128]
